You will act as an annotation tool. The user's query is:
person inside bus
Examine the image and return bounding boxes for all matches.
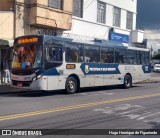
[24,46,36,67]
[84,56,90,62]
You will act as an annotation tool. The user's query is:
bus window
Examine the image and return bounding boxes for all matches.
[12,44,40,69]
[145,51,150,64]
[85,45,100,63]
[137,51,141,65]
[101,47,114,63]
[47,47,62,62]
[65,43,83,63]
[127,50,137,64]
[45,45,63,69]
[140,51,145,65]
[115,48,126,64]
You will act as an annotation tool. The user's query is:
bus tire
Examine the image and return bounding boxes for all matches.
[123,74,132,89]
[65,76,77,94]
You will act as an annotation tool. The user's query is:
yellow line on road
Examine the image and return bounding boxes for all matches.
[0,93,160,121]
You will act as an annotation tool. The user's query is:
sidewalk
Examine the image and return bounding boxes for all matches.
[0,84,29,94]
[136,76,160,84]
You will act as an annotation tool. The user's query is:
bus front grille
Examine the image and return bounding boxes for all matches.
[12,80,32,87]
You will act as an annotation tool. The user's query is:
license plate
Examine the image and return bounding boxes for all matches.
[17,83,23,87]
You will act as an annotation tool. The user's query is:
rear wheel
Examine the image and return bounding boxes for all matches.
[123,74,132,89]
[65,76,77,94]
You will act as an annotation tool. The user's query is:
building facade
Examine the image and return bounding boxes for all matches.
[65,0,137,40]
[144,30,160,58]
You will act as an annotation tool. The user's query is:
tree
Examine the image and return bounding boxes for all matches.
[152,53,160,60]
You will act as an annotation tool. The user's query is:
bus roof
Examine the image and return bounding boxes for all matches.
[15,35,148,51]
[43,35,128,49]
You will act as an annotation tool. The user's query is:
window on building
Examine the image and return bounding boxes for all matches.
[97,1,106,24]
[48,0,63,10]
[73,0,83,18]
[0,0,14,11]
[126,11,133,30]
[113,7,121,27]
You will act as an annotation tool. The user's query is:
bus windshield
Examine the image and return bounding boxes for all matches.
[12,44,42,69]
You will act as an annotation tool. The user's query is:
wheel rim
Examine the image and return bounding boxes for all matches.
[67,79,76,91]
[125,76,131,87]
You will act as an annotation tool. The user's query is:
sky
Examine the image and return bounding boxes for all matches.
[137,0,160,30]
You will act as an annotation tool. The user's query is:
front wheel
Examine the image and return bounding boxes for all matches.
[65,76,77,94]
[123,74,132,89]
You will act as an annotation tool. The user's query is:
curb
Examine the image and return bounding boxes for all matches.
[0,85,31,94]
[0,89,37,95]
[135,80,160,84]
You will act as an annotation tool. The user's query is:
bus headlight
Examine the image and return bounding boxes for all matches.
[37,74,42,79]
[32,74,42,82]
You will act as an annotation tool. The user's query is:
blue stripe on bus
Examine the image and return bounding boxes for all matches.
[80,63,121,75]
[41,64,151,76]
[35,69,43,76]
[43,69,60,76]
[142,65,151,73]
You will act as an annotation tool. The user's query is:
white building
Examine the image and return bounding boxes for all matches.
[65,0,137,41]
[144,30,160,56]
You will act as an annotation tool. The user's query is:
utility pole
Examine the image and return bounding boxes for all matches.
[151,45,153,59]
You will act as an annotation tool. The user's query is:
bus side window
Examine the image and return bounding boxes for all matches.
[84,56,90,62]
[115,48,126,64]
[127,50,137,64]
[45,45,63,69]
[66,44,81,63]
[47,47,62,62]
[46,48,50,62]
[101,47,114,63]
[66,47,76,62]
[85,45,100,63]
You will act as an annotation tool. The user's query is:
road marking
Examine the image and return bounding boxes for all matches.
[0,93,160,121]
[94,104,160,123]
[94,104,143,114]
[80,92,114,96]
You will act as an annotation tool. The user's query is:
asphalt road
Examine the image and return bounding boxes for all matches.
[151,71,160,77]
[0,82,160,138]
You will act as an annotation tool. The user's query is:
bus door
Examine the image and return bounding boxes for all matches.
[45,42,63,90]
[84,45,102,87]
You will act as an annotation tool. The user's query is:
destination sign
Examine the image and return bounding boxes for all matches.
[18,37,38,44]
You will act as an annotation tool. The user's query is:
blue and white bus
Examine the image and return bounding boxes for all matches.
[11,35,151,94]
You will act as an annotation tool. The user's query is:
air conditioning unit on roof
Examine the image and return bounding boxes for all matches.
[130,30,144,43]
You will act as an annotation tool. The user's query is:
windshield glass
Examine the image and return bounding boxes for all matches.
[12,44,42,69]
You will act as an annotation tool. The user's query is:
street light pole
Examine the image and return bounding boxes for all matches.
[150,45,153,65]
[151,45,153,59]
